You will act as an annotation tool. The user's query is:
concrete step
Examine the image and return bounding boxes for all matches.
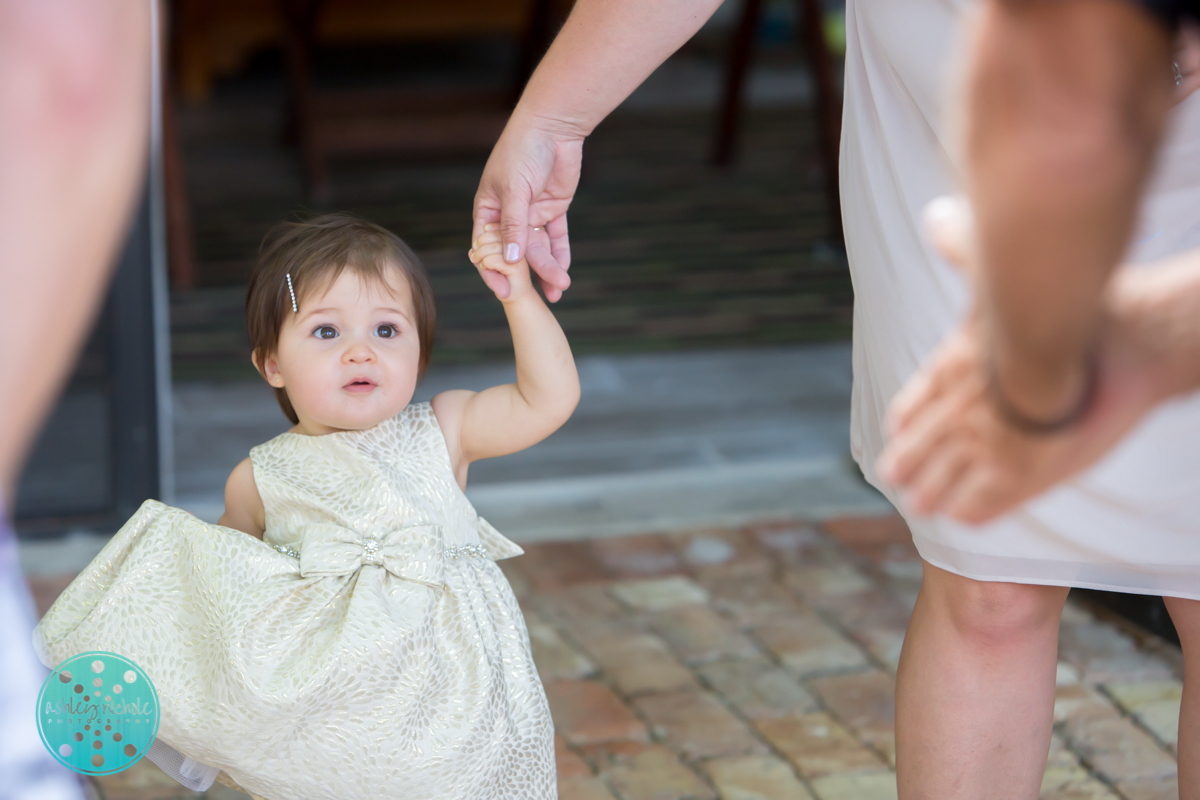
[21,343,893,575]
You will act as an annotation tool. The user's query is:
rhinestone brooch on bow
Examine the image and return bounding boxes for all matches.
[362,538,382,564]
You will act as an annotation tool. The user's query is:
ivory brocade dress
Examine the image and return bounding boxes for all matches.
[33,403,556,800]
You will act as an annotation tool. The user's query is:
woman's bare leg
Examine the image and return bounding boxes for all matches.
[1164,597,1200,799]
[895,561,1068,799]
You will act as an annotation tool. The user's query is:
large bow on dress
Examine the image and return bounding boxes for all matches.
[298,523,444,588]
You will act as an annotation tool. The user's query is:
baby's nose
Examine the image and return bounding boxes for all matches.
[344,340,375,362]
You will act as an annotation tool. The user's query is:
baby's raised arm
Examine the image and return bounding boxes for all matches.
[432,226,580,487]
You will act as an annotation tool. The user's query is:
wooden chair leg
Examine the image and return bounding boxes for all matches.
[162,0,195,290]
[714,0,764,166]
[174,0,213,104]
[797,0,843,243]
[513,0,557,104]
[280,0,328,201]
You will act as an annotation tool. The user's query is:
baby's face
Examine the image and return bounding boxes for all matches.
[262,268,422,435]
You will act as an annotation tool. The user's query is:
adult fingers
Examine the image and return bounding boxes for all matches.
[891,331,982,435]
[887,343,970,434]
[500,183,532,264]
[878,387,970,487]
[472,190,501,244]
[942,464,1013,526]
[546,214,572,271]
[887,366,942,436]
[527,226,568,291]
[479,266,512,299]
[922,195,975,276]
[907,440,974,515]
[527,241,566,303]
[530,216,572,302]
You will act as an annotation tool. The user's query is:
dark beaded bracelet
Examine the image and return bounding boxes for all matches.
[986,355,1098,436]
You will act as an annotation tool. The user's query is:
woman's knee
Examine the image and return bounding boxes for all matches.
[921,563,1068,650]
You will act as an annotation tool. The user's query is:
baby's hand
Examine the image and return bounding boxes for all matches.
[470,225,534,302]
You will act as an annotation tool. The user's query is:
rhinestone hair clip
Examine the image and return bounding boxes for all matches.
[286,273,298,313]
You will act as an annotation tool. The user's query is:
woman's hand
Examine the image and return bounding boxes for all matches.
[472,113,582,302]
[468,0,725,303]
[876,197,1188,524]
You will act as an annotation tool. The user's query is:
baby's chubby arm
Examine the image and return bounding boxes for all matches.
[218,457,266,539]
[432,226,580,487]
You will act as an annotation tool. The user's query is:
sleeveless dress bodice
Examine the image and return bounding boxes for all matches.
[251,402,524,566]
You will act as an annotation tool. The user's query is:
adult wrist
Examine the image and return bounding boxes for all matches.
[985,316,1098,434]
[988,342,1093,424]
[1109,265,1200,398]
[986,351,1097,436]
[507,103,593,143]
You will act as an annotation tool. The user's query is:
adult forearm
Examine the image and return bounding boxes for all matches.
[964,0,1172,418]
[1111,252,1200,398]
[515,0,725,136]
[0,0,151,494]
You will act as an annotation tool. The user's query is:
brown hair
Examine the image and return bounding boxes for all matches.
[245,213,436,424]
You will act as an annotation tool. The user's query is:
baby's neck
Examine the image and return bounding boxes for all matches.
[289,411,398,437]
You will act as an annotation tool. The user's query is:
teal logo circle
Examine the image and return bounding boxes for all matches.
[36,651,159,775]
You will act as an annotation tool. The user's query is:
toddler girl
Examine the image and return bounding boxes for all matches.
[34,214,578,800]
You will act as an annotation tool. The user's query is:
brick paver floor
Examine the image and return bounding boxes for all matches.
[30,515,1183,800]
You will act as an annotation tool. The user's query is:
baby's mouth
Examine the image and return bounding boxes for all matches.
[343,378,377,394]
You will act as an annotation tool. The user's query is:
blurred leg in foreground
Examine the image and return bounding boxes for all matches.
[0,522,88,800]
[0,0,150,797]
[1166,597,1200,798]
[0,0,150,493]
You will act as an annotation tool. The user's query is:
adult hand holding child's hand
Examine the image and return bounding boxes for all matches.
[471,116,580,303]
[470,224,536,302]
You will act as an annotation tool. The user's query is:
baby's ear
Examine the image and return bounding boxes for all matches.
[252,349,285,388]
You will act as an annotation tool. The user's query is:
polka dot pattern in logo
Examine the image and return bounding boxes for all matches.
[37,652,159,775]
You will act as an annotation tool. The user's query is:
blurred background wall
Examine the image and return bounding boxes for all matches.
[167,0,849,378]
[15,0,853,537]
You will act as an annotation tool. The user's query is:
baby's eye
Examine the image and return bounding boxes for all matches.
[375,324,399,339]
[313,325,338,340]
